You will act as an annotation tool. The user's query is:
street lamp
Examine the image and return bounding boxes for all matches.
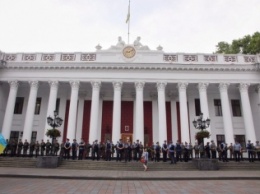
[193,113,211,157]
[46,110,63,155]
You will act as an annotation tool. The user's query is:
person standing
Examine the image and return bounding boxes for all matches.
[205,142,211,159]
[105,139,112,161]
[116,139,124,162]
[220,142,228,162]
[64,138,71,160]
[255,141,260,161]
[84,141,91,159]
[45,140,52,156]
[78,139,85,160]
[246,140,254,162]
[168,141,176,164]
[29,141,35,157]
[23,139,29,157]
[194,142,199,159]
[124,140,131,162]
[40,140,46,156]
[233,141,242,162]
[176,140,182,162]
[210,140,217,159]
[3,139,10,156]
[17,139,23,157]
[71,139,78,160]
[92,140,99,160]
[162,140,168,162]
[155,142,161,162]
[228,143,234,160]
[135,140,141,161]
[35,141,40,158]
[183,142,190,162]
[53,140,60,156]
[141,148,149,171]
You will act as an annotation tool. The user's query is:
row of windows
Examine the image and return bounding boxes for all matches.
[195,99,242,117]
[14,97,60,115]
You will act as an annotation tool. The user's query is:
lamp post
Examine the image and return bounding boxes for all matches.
[193,113,210,157]
[46,110,63,155]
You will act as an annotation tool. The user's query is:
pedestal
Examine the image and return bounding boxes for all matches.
[36,156,61,168]
[193,158,219,170]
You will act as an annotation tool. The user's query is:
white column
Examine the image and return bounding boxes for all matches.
[1,81,19,139]
[97,97,103,141]
[44,81,59,142]
[89,81,101,143]
[112,82,123,143]
[151,93,158,143]
[257,85,260,106]
[67,81,80,141]
[239,83,256,143]
[177,82,190,143]
[135,81,145,143]
[198,83,211,140]
[23,81,39,142]
[75,92,86,141]
[170,95,178,143]
[219,83,234,144]
[157,82,167,145]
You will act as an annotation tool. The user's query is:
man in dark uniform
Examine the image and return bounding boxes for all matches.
[29,140,35,157]
[11,139,18,157]
[183,142,190,162]
[84,140,91,159]
[168,141,176,164]
[205,142,211,159]
[220,142,228,162]
[135,140,141,161]
[92,140,99,160]
[3,139,10,156]
[105,139,112,161]
[124,140,131,162]
[23,139,29,157]
[40,139,46,156]
[176,140,182,162]
[246,140,254,162]
[78,138,85,160]
[53,140,60,156]
[16,139,23,157]
[162,140,168,162]
[116,139,124,162]
[155,142,161,162]
[64,138,71,160]
[45,140,52,156]
[71,139,78,160]
[35,140,40,157]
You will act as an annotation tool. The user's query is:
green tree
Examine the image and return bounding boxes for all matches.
[215,32,260,54]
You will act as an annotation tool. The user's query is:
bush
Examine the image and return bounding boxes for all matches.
[195,130,210,140]
[45,129,61,138]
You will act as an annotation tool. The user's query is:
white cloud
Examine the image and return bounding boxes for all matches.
[0,0,259,53]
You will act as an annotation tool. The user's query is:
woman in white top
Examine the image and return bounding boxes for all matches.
[142,148,149,171]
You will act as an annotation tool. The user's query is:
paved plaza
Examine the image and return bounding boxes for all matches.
[0,167,260,194]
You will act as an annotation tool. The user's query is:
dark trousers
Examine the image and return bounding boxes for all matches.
[78,149,84,160]
[162,151,167,162]
[64,149,70,159]
[72,149,77,160]
[248,151,254,162]
[155,151,160,162]
[106,150,111,161]
[169,152,176,164]
[92,150,99,160]
[184,150,189,162]
[234,150,240,161]
[176,151,182,162]
[211,150,216,159]
[116,150,123,161]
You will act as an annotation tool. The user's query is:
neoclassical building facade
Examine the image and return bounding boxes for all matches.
[0,39,260,147]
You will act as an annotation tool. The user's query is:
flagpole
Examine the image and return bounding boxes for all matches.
[127,0,130,44]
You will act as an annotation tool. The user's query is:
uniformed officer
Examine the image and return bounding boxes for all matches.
[84,140,91,159]
[134,140,141,161]
[78,138,85,160]
[92,140,99,160]
[29,141,35,157]
[168,141,176,164]
[220,142,228,162]
[64,138,71,160]
[105,139,112,161]
[246,140,254,162]
[71,139,78,160]
[45,140,52,156]
[176,140,182,162]
[3,139,10,156]
[124,140,131,162]
[116,139,124,162]
[155,142,161,162]
[183,142,190,162]
[205,142,211,159]
[35,141,40,157]
[40,139,46,156]
[23,139,29,157]
[53,140,60,156]
[162,140,168,162]
[17,139,23,157]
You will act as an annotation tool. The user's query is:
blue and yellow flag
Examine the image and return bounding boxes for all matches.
[0,133,7,154]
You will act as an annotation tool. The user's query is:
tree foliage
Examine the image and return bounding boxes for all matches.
[215,32,260,54]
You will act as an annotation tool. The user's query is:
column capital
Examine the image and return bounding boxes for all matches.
[91,81,101,90]
[156,82,167,91]
[8,80,19,89]
[239,83,250,92]
[48,81,59,88]
[177,82,188,91]
[113,81,123,91]
[29,81,39,89]
[135,81,145,91]
[70,81,80,89]
[198,82,209,91]
[219,83,230,92]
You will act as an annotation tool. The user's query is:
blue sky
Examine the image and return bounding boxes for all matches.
[0,0,260,53]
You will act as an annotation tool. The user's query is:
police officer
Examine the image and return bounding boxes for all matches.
[29,141,35,157]
[162,140,168,162]
[53,140,60,156]
[176,140,182,162]
[71,139,78,160]
[124,140,131,162]
[23,139,29,157]
[135,140,141,161]
[3,139,10,156]
[92,140,99,160]
[210,140,217,159]
[35,140,40,158]
[40,139,46,156]
[17,139,23,157]
[246,140,254,162]
[105,139,112,161]
[64,138,71,160]
[116,139,124,162]
[155,142,161,162]
[168,141,176,164]
[45,140,52,156]
[84,140,91,159]
[183,142,190,162]
[78,138,85,160]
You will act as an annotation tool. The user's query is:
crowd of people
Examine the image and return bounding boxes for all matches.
[1,138,260,163]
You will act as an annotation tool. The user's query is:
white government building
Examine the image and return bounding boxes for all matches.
[0,37,260,148]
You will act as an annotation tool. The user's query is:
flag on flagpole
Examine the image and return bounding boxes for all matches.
[126,1,130,23]
[0,133,7,154]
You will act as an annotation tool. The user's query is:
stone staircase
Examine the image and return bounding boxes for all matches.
[0,157,37,168]
[218,160,260,171]
[58,159,197,171]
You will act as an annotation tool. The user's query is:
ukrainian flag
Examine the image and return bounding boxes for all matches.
[0,133,7,154]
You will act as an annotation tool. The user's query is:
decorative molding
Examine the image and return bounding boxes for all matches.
[204,55,217,62]
[244,56,256,63]
[4,54,16,61]
[135,81,145,90]
[198,83,209,91]
[156,82,167,91]
[184,55,197,62]
[8,80,19,89]
[61,54,75,61]
[29,81,39,89]
[177,82,188,90]
[113,82,123,91]
[163,55,177,62]
[23,54,36,61]
[48,81,59,89]
[219,83,230,92]
[91,81,101,90]
[239,83,250,92]
[69,81,80,89]
[42,54,55,61]
[81,54,96,61]
[224,56,237,63]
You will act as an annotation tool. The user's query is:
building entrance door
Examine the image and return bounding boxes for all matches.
[121,133,133,143]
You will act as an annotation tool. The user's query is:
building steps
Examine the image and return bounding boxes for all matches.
[0,157,37,168]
